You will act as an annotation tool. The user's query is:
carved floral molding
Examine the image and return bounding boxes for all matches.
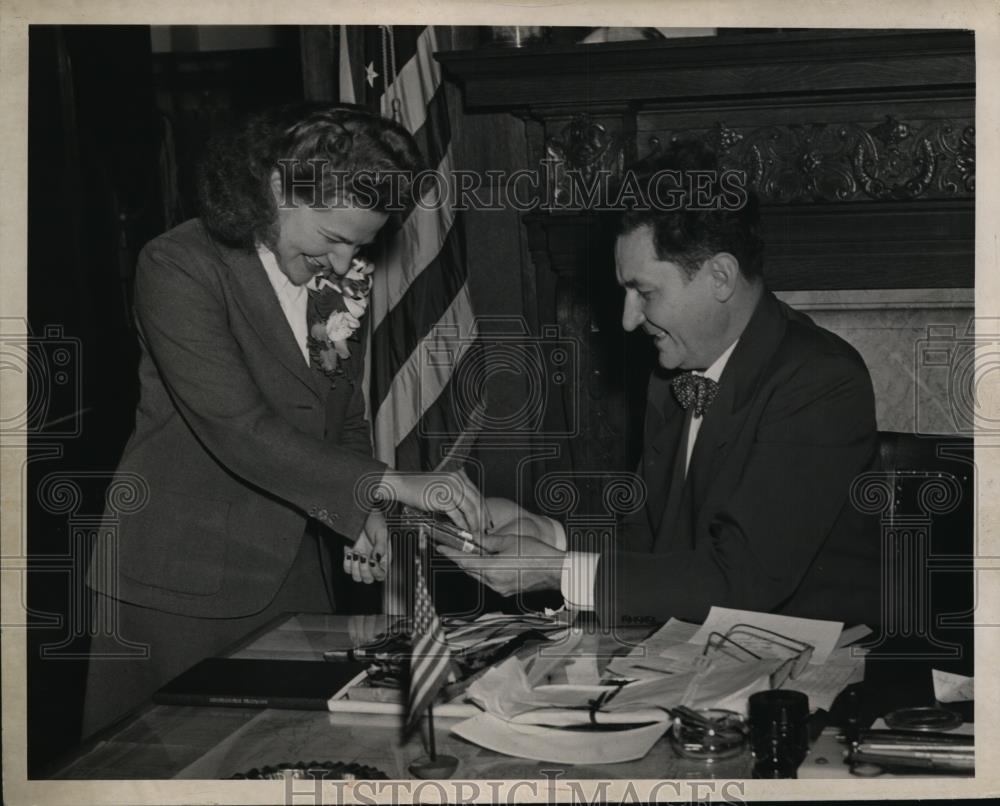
[544,114,975,205]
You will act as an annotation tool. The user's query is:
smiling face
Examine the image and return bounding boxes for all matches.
[616,225,725,371]
[269,173,389,285]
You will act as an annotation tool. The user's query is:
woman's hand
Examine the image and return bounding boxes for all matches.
[378,468,492,535]
[344,509,388,584]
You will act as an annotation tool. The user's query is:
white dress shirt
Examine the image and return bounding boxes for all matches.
[257,244,310,365]
[557,338,740,610]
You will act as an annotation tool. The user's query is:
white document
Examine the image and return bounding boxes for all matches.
[450,712,670,765]
[682,658,779,714]
[467,655,690,720]
[781,662,863,712]
[562,654,602,685]
[467,649,778,728]
[690,606,844,665]
[932,669,974,703]
[507,707,669,727]
[605,618,701,678]
[835,624,873,648]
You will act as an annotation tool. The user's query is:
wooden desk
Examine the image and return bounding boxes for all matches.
[48,614,751,780]
[45,614,967,780]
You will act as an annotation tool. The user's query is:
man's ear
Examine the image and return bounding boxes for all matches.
[706,253,740,302]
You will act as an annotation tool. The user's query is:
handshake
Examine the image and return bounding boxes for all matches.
[345,492,567,598]
[431,497,568,597]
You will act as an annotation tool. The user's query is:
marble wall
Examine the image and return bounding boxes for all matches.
[776,289,975,436]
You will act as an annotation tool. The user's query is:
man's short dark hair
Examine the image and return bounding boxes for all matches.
[617,140,764,281]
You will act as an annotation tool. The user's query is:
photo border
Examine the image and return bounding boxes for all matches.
[2,0,998,803]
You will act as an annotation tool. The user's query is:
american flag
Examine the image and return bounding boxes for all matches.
[335,24,484,615]
[405,529,454,732]
[338,25,480,472]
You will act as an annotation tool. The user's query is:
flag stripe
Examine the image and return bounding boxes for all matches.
[369,149,458,332]
[405,80,452,188]
[406,546,453,730]
[382,25,423,85]
[390,337,484,472]
[367,39,454,331]
[370,215,468,412]
[381,27,441,137]
[372,286,477,465]
[411,656,450,693]
[408,654,450,720]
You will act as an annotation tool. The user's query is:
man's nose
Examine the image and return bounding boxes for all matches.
[622,294,644,332]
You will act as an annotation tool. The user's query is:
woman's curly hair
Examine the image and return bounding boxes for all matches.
[197,103,425,249]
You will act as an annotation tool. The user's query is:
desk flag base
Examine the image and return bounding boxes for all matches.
[408,704,458,778]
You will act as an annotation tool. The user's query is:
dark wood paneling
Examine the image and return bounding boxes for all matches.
[438,29,975,291]
[763,202,974,290]
[439,29,974,110]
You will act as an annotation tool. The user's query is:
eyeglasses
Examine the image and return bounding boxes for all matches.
[702,624,814,688]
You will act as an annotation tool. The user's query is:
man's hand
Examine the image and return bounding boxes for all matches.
[344,509,388,584]
[435,532,563,597]
[485,497,564,549]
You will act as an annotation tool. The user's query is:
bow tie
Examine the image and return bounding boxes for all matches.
[671,372,719,417]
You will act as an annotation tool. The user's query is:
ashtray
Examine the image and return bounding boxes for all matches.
[669,708,748,762]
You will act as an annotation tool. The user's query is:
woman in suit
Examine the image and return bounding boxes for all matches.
[82,103,488,738]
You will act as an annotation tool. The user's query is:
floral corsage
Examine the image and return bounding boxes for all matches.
[306,256,375,386]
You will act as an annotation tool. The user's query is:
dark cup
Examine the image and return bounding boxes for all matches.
[748,690,810,778]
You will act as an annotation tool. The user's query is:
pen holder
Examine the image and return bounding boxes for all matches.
[669,709,748,762]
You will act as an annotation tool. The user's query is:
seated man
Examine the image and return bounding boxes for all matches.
[441,142,881,627]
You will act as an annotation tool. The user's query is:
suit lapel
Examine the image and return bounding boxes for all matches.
[643,371,687,540]
[687,375,737,509]
[688,290,789,511]
[220,243,328,400]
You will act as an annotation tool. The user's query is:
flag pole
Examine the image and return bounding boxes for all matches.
[407,525,458,779]
[427,703,437,761]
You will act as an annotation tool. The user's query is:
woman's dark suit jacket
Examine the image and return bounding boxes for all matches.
[89,219,386,618]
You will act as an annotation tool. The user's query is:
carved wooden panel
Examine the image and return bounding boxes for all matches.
[646,117,975,204]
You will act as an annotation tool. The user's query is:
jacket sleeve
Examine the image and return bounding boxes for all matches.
[338,362,375,457]
[565,460,654,555]
[134,234,386,543]
[594,348,877,625]
[325,315,375,458]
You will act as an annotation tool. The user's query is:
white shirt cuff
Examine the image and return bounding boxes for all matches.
[546,517,567,551]
[560,551,598,611]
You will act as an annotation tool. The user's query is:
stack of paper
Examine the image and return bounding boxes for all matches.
[451,651,682,764]
[607,607,868,712]
[449,626,785,764]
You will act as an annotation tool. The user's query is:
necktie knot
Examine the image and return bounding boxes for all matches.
[671,372,719,417]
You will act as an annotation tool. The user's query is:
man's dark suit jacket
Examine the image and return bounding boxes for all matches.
[89,219,386,618]
[590,290,881,627]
